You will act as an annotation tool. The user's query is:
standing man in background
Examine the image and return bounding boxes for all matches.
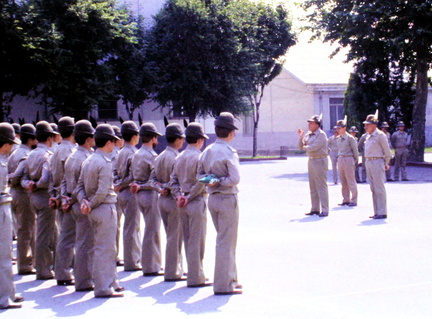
[391,121,410,181]
[298,115,329,217]
[380,122,393,182]
[328,128,339,185]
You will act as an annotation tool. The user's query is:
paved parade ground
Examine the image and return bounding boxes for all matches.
[5,156,432,319]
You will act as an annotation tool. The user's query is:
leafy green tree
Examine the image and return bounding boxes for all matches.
[21,0,140,119]
[232,2,295,157]
[303,0,432,161]
[146,0,252,122]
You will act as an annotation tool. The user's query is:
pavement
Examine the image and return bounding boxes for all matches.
[4,156,432,319]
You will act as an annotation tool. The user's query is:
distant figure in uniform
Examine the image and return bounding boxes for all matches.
[198,112,242,295]
[357,132,367,183]
[380,122,393,182]
[130,123,164,277]
[298,115,329,217]
[328,128,339,185]
[113,121,141,272]
[0,123,24,309]
[363,113,391,219]
[21,121,60,280]
[151,123,185,282]
[391,121,410,181]
[348,126,361,183]
[75,124,124,298]
[170,122,210,288]
[335,119,358,207]
[8,124,38,275]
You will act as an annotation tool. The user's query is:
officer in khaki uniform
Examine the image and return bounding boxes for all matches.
[61,120,95,292]
[198,112,242,295]
[151,123,185,281]
[8,124,38,275]
[328,128,339,184]
[170,122,210,288]
[130,123,163,276]
[52,116,77,286]
[335,119,359,206]
[298,115,329,217]
[363,113,392,219]
[0,123,24,309]
[21,121,59,280]
[391,121,410,181]
[74,124,123,298]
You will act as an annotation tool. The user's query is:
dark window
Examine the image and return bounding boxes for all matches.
[98,100,118,119]
[329,97,344,127]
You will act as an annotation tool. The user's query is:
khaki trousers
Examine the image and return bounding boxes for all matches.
[30,191,58,278]
[71,202,94,290]
[159,195,183,280]
[338,156,358,204]
[135,190,162,274]
[118,189,141,270]
[88,203,120,297]
[308,158,329,213]
[55,208,76,281]
[366,159,387,216]
[11,188,36,273]
[208,193,239,293]
[179,197,207,286]
[0,203,16,308]
[394,147,408,180]
[329,151,338,184]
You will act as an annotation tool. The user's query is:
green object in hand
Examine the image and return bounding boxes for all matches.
[199,174,220,184]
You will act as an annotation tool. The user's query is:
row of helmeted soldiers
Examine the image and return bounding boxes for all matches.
[1,112,242,308]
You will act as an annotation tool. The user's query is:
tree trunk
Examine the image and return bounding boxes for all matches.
[0,91,5,122]
[410,53,428,162]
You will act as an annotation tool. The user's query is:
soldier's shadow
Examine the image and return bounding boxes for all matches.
[358,219,387,226]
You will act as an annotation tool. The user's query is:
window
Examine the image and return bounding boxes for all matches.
[329,97,344,127]
[242,114,253,136]
[98,100,118,120]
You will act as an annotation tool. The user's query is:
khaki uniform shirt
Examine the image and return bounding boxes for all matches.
[50,140,75,198]
[151,146,178,195]
[113,144,137,191]
[298,129,328,158]
[131,145,157,189]
[364,129,392,165]
[391,131,410,148]
[61,146,93,206]
[21,143,52,190]
[74,149,117,209]
[170,145,206,201]
[8,144,31,190]
[0,154,12,204]
[328,135,338,153]
[197,139,240,195]
[337,133,359,162]
[358,133,367,154]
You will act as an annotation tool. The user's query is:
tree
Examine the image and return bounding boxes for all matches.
[232,2,295,157]
[303,0,432,161]
[21,0,141,119]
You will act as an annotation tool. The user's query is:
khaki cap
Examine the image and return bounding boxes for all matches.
[166,123,185,138]
[94,124,120,140]
[214,112,238,130]
[36,121,59,136]
[139,123,162,137]
[0,123,20,144]
[185,122,209,139]
[74,120,95,137]
[121,121,139,135]
[20,124,36,138]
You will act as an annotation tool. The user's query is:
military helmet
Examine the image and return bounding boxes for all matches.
[0,123,20,144]
[58,116,75,135]
[307,114,322,125]
[335,119,347,128]
[381,122,389,128]
[11,123,20,135]
[397,121,405,127]
[121,121,139,135]
[139,123,162,137]
[214,112,238,130]
[112,125,122,139]
[20,124,36,138]
[94,124,120,140]
[36,121,59,137]
[363,114,379,125]
[74,120,95,137]
[165,123,185,138]
[349,126,358,133]
[185,122,209,139]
